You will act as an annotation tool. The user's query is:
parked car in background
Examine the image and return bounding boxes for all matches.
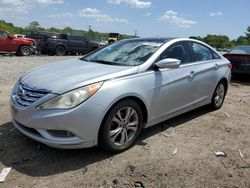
[217,48,229,55]
[0,29,37,56]
[224,45,250,75]
[10,38,231,152]
[98,40,108,48]
[26,31,58,54]
[44,34,99,55]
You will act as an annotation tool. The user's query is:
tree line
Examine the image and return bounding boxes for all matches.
[0,20,135,41]
[190,27,250,49]
[1,20,250,48]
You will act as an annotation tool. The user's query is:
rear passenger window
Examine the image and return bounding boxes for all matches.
[191,42,213,62]
[211,51,221,59]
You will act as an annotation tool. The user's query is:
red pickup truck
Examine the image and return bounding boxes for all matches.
[0,29,37,56]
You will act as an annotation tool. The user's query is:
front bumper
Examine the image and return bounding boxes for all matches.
[10,92,106,149]
[30,45,39,55]
[12,119,86,149]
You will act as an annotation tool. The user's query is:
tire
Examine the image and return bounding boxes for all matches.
[19,46,31,56]
[210,81,226,110]
[99,99,143,152]
[55,46,66,56]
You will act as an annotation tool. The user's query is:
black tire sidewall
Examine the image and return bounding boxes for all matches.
[56,46,65,56]
[99,100,143,152]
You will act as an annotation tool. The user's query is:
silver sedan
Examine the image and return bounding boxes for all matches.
[10,38,231,152]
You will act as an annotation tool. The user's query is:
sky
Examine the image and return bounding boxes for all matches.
[0,0,249,39]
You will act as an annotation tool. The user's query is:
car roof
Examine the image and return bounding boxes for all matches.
[123,37,176,43]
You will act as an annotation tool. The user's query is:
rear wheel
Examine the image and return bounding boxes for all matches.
[210,81,226,110]
[19,46,31,56]
[56,46,66,56]
[99,100,143,152]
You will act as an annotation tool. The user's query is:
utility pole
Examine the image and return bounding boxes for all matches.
[88,25,92,40]
[134,30,137,37]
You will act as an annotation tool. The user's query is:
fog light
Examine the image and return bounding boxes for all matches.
[47,130,75,138]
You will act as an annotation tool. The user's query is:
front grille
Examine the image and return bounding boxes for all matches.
[13,82,49,107]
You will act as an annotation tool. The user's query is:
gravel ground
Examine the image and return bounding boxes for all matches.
[0,56,250,188]
[0,55,76,84]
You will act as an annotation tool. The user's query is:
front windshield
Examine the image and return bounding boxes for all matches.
[82,40,163,66]
[229,46,250,55]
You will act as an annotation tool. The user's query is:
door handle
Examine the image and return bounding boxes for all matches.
[189,71,195,78]
[214,63,219,70]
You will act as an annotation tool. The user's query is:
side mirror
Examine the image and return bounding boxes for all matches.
[155,58,181,69]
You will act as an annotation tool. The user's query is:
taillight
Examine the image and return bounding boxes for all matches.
[228,63,232,70]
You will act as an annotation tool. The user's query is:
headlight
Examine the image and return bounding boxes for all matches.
[37,82,103,109]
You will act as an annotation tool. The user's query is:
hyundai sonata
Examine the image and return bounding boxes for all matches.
[11,38,231,152]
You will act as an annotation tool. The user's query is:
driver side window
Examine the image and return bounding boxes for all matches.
[0,31,7,39]
[159,42,190,64]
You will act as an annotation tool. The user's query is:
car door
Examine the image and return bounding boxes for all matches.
[0,31,17,52]
[75,36,89,53]
[188,42,220,104]
[149,41,200,122]
[67,35,85,53]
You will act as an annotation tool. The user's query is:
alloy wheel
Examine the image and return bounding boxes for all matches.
[109,107,139,146]
[214,83,225,107]
[20,47,31,56]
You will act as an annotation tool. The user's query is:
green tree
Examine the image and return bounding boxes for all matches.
[62,27,73,34]
[203,35,232,49]
[0,21,25,34]
[235,36,250,45]
[245,26,250,41]
[26,21,42,31]
[189,36,203,41]
[47,27,60,33]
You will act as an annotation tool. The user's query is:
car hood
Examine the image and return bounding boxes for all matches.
[14,37,35,43]
[89,40,99,46]
[20,58,138,94]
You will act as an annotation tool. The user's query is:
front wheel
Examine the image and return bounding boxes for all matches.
[19,46,31,56]
[210,81,226,110]
[55,46,66,56]
[99,100,143,152]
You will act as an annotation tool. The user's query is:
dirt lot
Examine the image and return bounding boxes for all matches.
[0,56,250,188]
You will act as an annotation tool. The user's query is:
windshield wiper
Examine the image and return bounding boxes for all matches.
[80,57,89,62]
[90,59,119,65]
